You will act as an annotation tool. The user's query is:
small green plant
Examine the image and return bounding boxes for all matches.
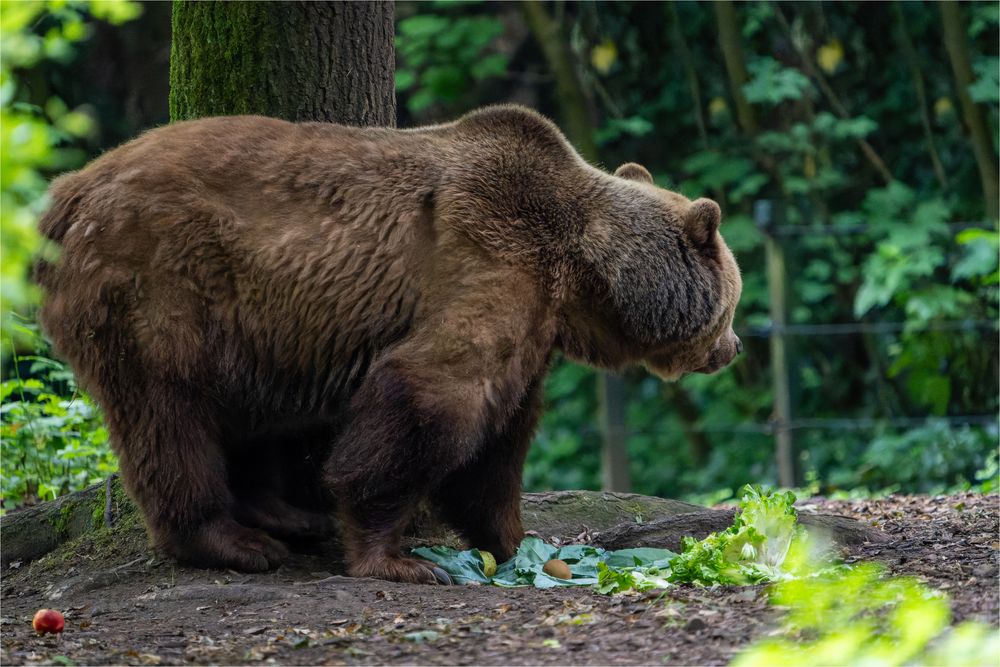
[0,321,116,511]
[414,485,812,592]
[732,564,1000,667]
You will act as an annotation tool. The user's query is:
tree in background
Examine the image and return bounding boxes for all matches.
[170,1,394,126]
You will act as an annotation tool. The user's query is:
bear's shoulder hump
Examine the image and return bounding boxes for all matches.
[455,105,572,155]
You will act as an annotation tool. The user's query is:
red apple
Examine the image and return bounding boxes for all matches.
[32,609,64,635]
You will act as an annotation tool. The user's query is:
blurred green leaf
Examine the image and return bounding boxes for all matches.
[968,57,999,104]
[743,58,813,105]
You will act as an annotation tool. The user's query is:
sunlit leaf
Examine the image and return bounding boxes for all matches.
[816,39,844,75]
[590,39,618,75]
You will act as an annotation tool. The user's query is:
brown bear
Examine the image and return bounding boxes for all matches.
[36,105,742,584]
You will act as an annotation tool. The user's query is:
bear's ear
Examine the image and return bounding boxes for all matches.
[684,198,722,248]
[614,162,654,184]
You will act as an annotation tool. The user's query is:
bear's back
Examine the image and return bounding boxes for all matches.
[37,116,454,416]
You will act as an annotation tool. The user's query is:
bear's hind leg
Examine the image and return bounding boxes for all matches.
[107,386,289,572]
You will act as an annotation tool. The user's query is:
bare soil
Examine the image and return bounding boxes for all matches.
[2,492,997,666]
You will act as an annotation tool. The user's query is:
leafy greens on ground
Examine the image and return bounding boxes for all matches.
[413,538,676,589]
[668,485,805,586]
[413,484,806,592]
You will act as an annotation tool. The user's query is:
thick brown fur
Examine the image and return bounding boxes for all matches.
[35,106,742,582]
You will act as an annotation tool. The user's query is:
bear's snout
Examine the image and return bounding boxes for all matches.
[694,329,742,374]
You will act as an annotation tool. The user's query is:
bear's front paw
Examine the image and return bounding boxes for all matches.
[349,555,453,585]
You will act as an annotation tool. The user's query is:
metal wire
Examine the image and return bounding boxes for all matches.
[739,319,999,337]
[767,220,995,238]
[571,414,999,437]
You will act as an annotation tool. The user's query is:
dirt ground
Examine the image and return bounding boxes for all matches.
[2,492,997,666]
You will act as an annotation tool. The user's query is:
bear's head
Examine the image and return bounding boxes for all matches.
[558,162,742,380]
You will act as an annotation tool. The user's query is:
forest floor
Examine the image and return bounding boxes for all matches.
[2,492,997,666]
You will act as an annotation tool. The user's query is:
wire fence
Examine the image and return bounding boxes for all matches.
[740,319,998,337]
[585,414,997,438]
[768,220,993,238]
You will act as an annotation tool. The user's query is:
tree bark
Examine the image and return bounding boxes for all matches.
[169,0,396,127]
[939,1,999,221]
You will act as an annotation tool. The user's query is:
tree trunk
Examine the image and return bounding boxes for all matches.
[169,0,396,127]
[939,1,999,221]
[520,1,598,162]
[714,0,757,135]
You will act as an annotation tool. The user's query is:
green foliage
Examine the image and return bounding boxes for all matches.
[742,57,813,105]
[858,422,995,492]
[968,57,1000,104]
[526,359,601,492]
[396,4,508,115]
[0,322,116,511]
[1,1,139,511]
[733,564,1000,666]
[594,116,655,146]
[668,485,804,585]
[1,0,140,353]
[954,227,999,284]
[854,184,951,317]
[594,560,672,595]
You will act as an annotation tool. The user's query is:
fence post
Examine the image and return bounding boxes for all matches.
[754,200,797,488]
[599,372,631,491]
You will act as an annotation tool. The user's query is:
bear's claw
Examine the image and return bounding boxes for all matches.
[431,566,453,585]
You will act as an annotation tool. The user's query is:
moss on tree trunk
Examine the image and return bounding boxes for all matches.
[169,0,396,126]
